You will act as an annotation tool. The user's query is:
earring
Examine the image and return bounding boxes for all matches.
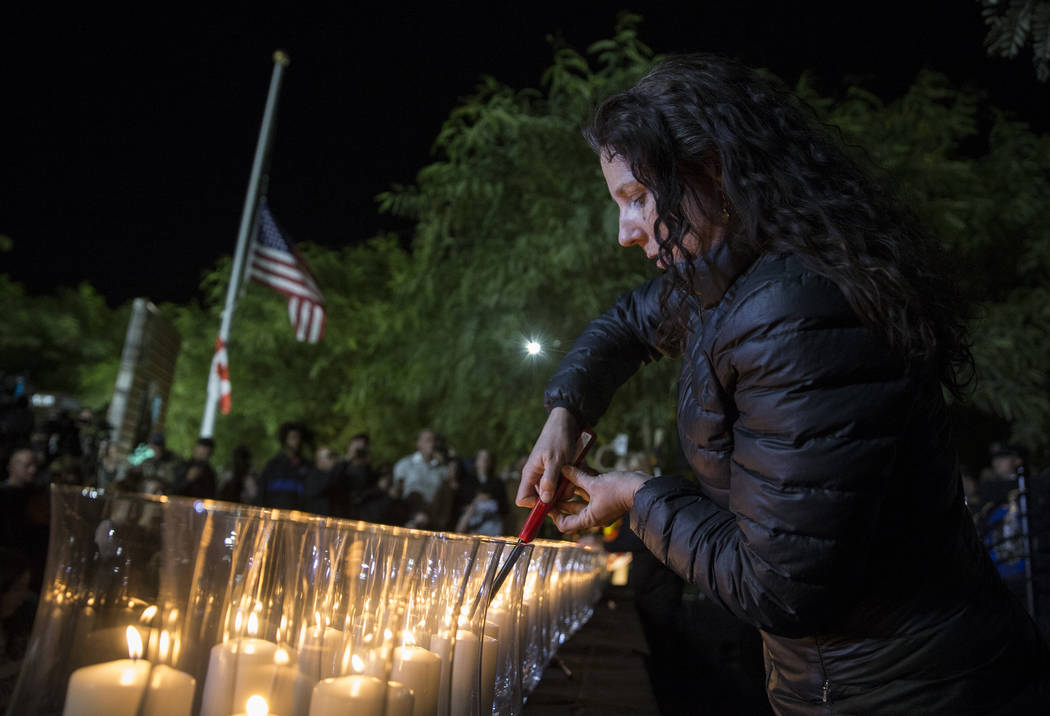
[720,190,731,224]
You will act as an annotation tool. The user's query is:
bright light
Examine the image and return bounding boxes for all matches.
[246,695,269,716]
[125,626,143,660]
[525,340,542,356]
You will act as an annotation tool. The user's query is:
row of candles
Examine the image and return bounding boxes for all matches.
[11,486,606,716]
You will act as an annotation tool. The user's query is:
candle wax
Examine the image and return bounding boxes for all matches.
[308,674,385,716]
[62,659,150,716]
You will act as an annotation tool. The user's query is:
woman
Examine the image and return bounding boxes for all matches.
[517,54,1049,713]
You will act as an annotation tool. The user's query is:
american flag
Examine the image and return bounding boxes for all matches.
[247,201,327,343]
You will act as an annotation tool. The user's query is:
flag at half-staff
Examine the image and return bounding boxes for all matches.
[247,200,327,343]
[199,50,290,440]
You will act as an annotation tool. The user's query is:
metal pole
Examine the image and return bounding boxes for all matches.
[1016,465,1036,616]
[200,50,290,438]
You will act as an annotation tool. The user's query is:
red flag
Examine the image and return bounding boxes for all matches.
[209,337,232,414]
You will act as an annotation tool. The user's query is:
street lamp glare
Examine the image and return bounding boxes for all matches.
[525,340,542,356]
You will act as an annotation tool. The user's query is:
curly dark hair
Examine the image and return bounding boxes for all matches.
[583,53,973,396]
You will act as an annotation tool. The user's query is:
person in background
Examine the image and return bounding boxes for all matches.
[0,449,48,594]
[455,449,509,535]
[2,449,36,490]
[340,433,379,519]
[257,421,313,510]
[978,442,1027,510]
[303,445,339,516]
[140,433,180,492]
[393,428,448,528]
[455,479,506,536]
[217,445,258,504]
[173,437,218,499]
[96,442,125,489]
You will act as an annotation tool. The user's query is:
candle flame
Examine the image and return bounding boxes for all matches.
[403,632,416,647]
[246,695,268,716]
[247,612,259,636]
[351,653,365,672]
[159,630,171,659]
[126,626,143,660]
[140,605,158,623]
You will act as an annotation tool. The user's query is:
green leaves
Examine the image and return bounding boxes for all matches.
[11,14,1050,471]
[980,0,1050,81]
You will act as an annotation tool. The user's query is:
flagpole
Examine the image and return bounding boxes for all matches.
[200,50,290,439]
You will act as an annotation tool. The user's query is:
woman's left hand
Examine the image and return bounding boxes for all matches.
[550,465,650,533]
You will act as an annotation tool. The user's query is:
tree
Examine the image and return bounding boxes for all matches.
[798,71,1050,461]
[980,0,1050,81]
[0,274,127,408]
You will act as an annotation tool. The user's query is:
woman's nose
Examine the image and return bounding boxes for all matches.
[618,216,647,248]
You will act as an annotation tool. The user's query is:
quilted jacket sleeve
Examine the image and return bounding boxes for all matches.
[544,276,681,427]
[631,269,911,637]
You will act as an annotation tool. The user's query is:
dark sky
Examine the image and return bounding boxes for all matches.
[3,2,1047,307]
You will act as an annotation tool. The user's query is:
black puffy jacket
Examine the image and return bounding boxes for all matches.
[546,242,1049,714]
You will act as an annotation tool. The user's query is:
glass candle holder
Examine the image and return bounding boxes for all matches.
[8,486,605,716]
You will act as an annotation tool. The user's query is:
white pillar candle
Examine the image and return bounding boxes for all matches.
[447,629,491,713]
[448,631,479,716]
[62,659,150,716]
[199,639,298,716]
[140,664,197,716]
[427,634,452,716]
[478,635,498,716]
[385,681,414,716]
[390,646,440,716]
[299,627,343,680]
[308,674,386,716]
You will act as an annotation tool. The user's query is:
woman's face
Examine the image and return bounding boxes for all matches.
[600,154,709,268]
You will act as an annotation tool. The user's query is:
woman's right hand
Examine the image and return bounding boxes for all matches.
[517,406,580,509]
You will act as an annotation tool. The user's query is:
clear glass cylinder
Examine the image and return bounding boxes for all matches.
[8,486,605,716]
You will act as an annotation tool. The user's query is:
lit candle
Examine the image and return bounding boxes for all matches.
[389,645,440,716]
[63,627,150,716]
[231,694,274,716]
[308,674,386,716]
[385,681,414,716]
[199,639,299,716]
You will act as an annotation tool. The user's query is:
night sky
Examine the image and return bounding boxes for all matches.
[3,2,1047,307]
